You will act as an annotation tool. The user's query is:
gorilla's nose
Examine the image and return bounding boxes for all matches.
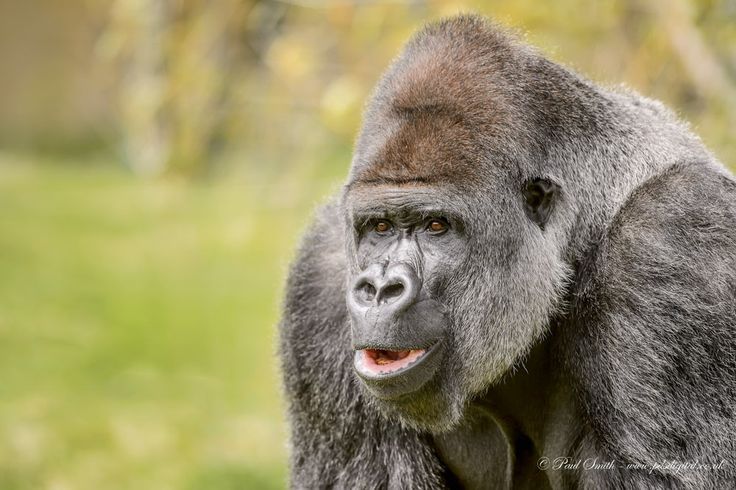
[349,262,420,315]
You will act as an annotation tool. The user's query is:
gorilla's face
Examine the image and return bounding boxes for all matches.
[341,41,572,430]
[345,185,467,414]
[344,177,569,432]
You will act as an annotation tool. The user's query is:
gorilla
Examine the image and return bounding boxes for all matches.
[279,15,736,489]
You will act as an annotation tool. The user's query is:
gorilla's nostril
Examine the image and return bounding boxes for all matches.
[356,281,377,303]
[378,282,405,304]
[349,263,418,311]
[363,284,377,301]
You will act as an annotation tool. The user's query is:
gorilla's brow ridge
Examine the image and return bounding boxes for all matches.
[349,195,464,229]
[348,176,432,187]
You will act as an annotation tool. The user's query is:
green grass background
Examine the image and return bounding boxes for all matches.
[0,151,345,489]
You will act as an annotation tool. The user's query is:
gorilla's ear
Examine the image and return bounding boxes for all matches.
[522,178,560,230]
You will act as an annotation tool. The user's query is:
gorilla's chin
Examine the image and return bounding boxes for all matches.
[355,347,468,433]
[361,375,466,433]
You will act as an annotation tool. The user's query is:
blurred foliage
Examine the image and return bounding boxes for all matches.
[1,0,734,174]
[0,151,346,489]
[0,0,735,489]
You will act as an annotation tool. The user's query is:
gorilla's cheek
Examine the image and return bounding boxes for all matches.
[447,275,533,386]
[449,242,570,396]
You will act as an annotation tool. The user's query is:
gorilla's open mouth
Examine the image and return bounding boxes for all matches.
[353,342,444,399]
[359,348,427,375]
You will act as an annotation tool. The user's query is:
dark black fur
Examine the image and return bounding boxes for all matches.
[280,15,736,489]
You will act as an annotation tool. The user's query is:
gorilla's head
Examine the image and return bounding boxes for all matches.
[343,17,577,432]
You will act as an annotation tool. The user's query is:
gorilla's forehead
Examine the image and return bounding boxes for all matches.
[350,111,480,186]
[348,18,521,188]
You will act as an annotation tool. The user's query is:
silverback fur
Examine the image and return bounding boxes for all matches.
[279,15,736,489]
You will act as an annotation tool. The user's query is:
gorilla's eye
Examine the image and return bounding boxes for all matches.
[373,220,393,234]
[426,219,449,235]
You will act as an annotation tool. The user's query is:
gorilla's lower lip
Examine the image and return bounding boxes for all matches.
[353,342,444,399]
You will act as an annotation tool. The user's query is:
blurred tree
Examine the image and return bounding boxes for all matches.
[0,0,109,150]
[0,0,733,175]
[99,0,253,176]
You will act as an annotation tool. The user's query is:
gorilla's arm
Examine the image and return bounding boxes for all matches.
[566,161,736,489]
[279,200,450,489]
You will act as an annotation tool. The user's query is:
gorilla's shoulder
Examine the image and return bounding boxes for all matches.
[279,196,354,405]
[567,160,736,470]
[282,198,347,336]
[604,160,736,296]
[279,196,355,431]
